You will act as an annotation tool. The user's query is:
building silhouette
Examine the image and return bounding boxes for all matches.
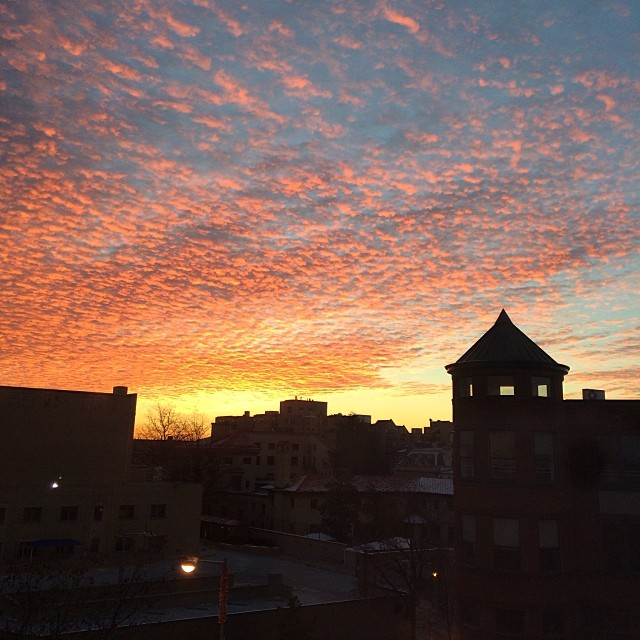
[0,385,201,564]
[447,310,640,639]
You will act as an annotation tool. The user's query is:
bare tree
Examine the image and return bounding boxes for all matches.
[135,404,209,441]
[181,412,210,441]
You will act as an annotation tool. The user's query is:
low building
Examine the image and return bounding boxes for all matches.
[0,385,202,564]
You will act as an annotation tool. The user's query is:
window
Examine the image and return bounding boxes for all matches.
[532,376,550,397]
[60,506,78,522]
[292,443,300,451]
[461,515,476,565]
[490,431,516,480]
[0,507,5,525]
[310,498,318,509]
[459,377,473,397]
[115,536,134,552]
[458,601,478,628]
[539,520,561,572]
[242,457,252,464]
[459,431,475,479]
[493,518,520,571]
[495,609,524,635]
[602,518,640,575]
[621,436,640,479]
[488,375,515,396]
[268,442,275,450]
[150,504,166,519]
[93,504,104,522]
[543,610,564,636]
[291,456,299,466]
[224,456,233,464]
[267,456,275,465]
[23,507,42,523]
[535,433,555,482]
[118,504,135,520]
[90,538,100,553]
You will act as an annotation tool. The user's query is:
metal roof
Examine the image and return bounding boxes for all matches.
[452,309,567,368]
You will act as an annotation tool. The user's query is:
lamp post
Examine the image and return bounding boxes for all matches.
[181,556,229,640]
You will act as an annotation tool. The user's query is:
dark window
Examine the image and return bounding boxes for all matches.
[539,520,561,572]
[535,433,555,482]
[115,536,134,552]
[459,431,475,479]
[603,518,640,575]
[291,456,299,466]
[292,443,300,451]
[461,515,476,565]
[493,518,521,571]
[267,456,275,465]
[93,505,104,521]
[495,609,524,635]
[23,507,42,523]
[90,538,100,553]
[60,506,78,522]
[150,504,166,519]
[118,504,135,520]
[490,431,516,480]
[0,507,5,525]
[224,456,233,464]
[268,442,275,450]
[621,436,640,479]
[310,498,318,509]
[543,610,564,635]
[458,600,478,627]
[242,457,252,464]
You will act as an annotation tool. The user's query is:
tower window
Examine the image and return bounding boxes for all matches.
[533,376,551,397]
[493,518,521,571]
[461,515,476,565]
[488,376,515,396]
[459,378,473,397]
[535,433,556,482]
[490,431,516,480]
[539,520,561,572]
[459,431,475,479]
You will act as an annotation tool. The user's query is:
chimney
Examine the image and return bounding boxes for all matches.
[113,386,128,395]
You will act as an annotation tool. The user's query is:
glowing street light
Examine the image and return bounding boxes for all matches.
[180,555,229,640]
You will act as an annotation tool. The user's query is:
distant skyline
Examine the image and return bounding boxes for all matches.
[1,1,638,429]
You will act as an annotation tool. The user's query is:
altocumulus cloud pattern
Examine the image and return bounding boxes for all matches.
[1,0,638,424]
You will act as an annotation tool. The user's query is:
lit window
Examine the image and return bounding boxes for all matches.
[459,377,473,397]
[532,376,550,397]
[488,376,515,396]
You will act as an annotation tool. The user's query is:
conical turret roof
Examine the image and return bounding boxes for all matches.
[449,310,569,370]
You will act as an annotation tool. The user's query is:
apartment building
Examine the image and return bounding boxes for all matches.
[448,310,640,639]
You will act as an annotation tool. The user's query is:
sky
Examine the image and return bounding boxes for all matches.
[1,0,638,431]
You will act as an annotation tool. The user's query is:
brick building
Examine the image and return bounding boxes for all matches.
[447,310,640,639]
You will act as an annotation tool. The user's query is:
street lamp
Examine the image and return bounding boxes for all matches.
[180,556,229,640]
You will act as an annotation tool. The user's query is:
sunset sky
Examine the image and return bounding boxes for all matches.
[1,0,638,431]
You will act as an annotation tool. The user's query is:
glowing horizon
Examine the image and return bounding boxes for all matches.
[1,1,638,430]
